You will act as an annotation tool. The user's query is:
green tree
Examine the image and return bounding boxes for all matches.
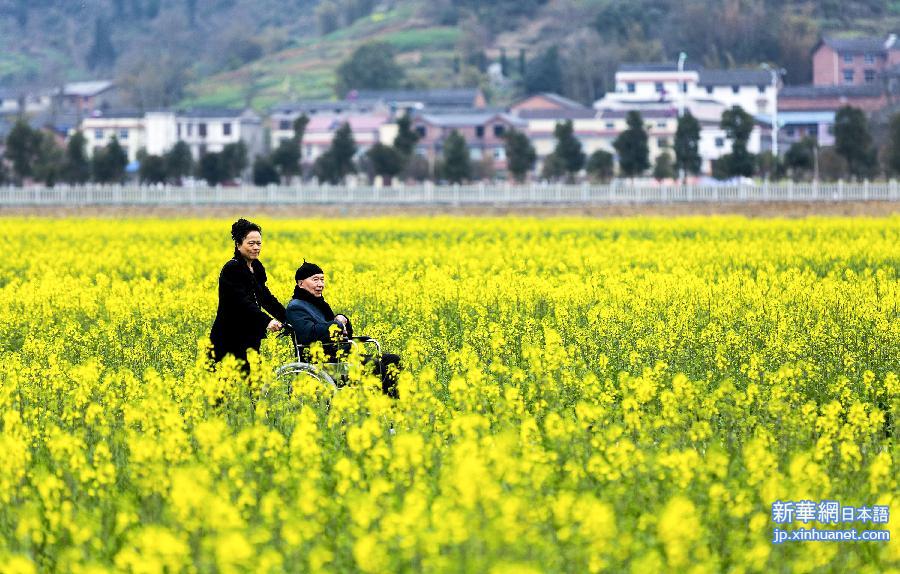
[164,142,193,183]
[221,141,248,181]
[613,111,650,178]
[87,18,116,70]
[314,123,357,184]
[198,153,225,186]
[92,137,128,183]
[393,113,420,157]
[886,112,900,176]
[271,140,301,182]
[253,155,281,186]
[365,142,405,184]
[784,137,817,180]
[551,120,585,181]
[541,153,566,180]
[4,120,42,182]
[442,130,471,183]
[674,111,701,179]
[62,132,91,184]
[139,154,167,184]
[313,152,339,184]
[335,42,406,97]
[331,123,358,181]
[293,114,310,146]
[586,149,614,182]
[652,151,675,181]
[718,106,756,178]
[503,128,536,183]
[525,46,563,95]
[834,105,878,180]
[32,135,65,187]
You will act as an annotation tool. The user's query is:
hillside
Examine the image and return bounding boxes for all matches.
[5,0,900,111]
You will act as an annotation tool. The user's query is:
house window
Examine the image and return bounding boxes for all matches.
[806,124,818,136]
[658,137,670,147]
[198,123,207,138]
[469,148,482,159]
[786,126,795,137]
[827,124,834,135]
[493,147,506,160]
[493,124,505,137]
[655,82,664,93]
[682,82,688,93]
[843,53,854,64]
[177,123,182,137]
[94,129,104,140]
[475,126,484,138]
[118,129,128,140]
[843,69,854,83]
[187,123,193,136]
[415,126,426,137]
[865,53,875,64]
[605,122,615,129]
[715,137,724,148]
[706,86,714,95]
[656,120,667,128]
[732,85,740,94]
[758,85,766,93]
[626,82,635,93]
[223,122,232,136]
[865,69,876,83]
[279,120,290,130]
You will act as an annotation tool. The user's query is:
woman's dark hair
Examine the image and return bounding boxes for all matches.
[231,218,261,257]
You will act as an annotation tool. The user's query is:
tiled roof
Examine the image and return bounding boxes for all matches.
[175,107,255,119]
[418,112,526,128]
[271,101,373,116]
[63,80,114,97]
[526,93,589,110]
[306,114,389,131]
[516,109,597,120]
[699,69,770,86]
[619,62,702,73]
[822,35,896,54]
[779,84,884,99]
[86,109,144,119]
[348,88,482,106]
[598,108,678,120]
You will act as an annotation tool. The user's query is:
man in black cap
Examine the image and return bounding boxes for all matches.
[285,261,400,397]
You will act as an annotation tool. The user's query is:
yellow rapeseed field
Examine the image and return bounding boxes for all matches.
[0,215,897,573]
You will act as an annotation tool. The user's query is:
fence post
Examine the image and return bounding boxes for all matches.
[863,179,869,201]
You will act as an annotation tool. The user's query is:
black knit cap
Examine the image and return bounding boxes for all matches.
[295,261,324,281]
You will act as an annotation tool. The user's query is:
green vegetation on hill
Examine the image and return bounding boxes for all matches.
[5,0,900,110]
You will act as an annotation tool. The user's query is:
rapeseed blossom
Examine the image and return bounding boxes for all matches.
[0,215,897,572]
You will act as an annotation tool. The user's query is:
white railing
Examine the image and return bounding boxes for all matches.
[1,181,898,206]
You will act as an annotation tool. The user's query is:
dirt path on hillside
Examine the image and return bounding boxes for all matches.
[2,201,898,219]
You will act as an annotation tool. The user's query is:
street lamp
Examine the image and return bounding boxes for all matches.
[677,52,687,118]
[761,63,786,157]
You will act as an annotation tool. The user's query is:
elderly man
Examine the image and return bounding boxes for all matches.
[285,261,400,398]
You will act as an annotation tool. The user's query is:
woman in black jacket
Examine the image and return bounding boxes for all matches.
[209,218,286,370]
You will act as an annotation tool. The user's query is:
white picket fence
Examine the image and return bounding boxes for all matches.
[1,181,899,206]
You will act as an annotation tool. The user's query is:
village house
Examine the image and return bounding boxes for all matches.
[57,80,117,116]
[80,110,146,162]
[410,111,526,171]
[812,35,900,86]
[143,108,264,161]
[300,114,392,164]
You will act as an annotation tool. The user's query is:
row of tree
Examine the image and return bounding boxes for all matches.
[1,104,895,186]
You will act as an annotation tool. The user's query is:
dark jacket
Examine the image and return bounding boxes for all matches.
[210,257,286,361]
[285,288,352,347]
